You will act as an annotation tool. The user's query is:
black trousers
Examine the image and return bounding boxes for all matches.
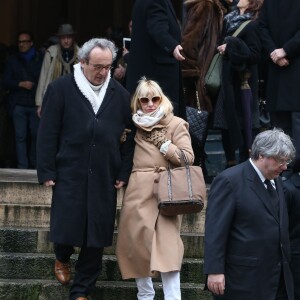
[275,268,288,300]
[54,243,104,300]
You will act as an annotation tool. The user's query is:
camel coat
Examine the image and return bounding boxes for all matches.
[116,113,194,279]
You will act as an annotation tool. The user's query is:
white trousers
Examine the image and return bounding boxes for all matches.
[136,271,181,300]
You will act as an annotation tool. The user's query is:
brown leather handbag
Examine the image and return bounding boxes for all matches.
[154,151,206,216]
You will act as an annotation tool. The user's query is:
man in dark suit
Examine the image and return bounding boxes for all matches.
[126,0,185,117]
[283,170,300,300]
[36,38,135,300]
[259,0,300,173]
[204,129,295,300]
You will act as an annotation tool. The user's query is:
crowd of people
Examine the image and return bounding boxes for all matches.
[1,0,300,299]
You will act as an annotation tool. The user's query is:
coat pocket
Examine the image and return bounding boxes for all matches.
[226,254,259,267]
[224,254,259,299]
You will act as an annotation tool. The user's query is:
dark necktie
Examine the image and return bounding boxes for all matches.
[264,179,279,217]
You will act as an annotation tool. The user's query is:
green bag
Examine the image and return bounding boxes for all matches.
[204,52,222,99]
[204,20,252,99]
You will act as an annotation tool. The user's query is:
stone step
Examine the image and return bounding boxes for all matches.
[0,204,51,228]
[0,227,204,258]
[0,182,51,205]
[0,203,206,235]
[0,279,213,300]
[0,253,205,284]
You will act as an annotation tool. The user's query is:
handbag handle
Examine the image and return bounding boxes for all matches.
[167,150,194,201]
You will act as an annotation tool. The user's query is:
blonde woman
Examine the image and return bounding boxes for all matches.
[116,78,194,299]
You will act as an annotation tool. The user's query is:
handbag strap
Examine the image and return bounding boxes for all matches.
[195,88,201,111]
[167,150,194,201]
[232,20,252,37]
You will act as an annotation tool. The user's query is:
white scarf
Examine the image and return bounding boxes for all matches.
[74,62,111,114]
[132,106,165,127]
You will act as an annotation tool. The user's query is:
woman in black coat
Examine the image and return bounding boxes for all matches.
[213,0,263,168]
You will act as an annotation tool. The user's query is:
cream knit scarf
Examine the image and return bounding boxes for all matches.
[132,106,165,128]
[74,63,111,114]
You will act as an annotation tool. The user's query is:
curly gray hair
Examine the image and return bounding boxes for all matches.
[78,38,117,62]
[251,128,295,160]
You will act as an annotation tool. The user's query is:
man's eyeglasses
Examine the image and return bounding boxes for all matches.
[88,63,112,72]
[272,157,292,166]
[139,96,161,104]
[18,40,31,44]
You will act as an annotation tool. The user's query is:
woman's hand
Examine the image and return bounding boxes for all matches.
[115,180,125,189]
[141,128,168,149]
[217,44,227,55]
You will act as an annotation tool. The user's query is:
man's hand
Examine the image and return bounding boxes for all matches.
[44,180,55,187]
[270,48,287,63]
[173,45,185,61]
[115,180,125,189]
[276,57,289,67]
[113,64,126,81]
[207,274,225,295]
[19,81,34,90]
[36,106,42,118]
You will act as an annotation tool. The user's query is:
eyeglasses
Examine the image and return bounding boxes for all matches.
[139,96,161,104]
[272,157,292,166]
[18,40,31,44]
[88,63,112,72]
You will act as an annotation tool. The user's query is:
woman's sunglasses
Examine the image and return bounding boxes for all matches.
[139,96,161,104]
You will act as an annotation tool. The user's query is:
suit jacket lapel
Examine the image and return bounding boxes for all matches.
[247,162,280,223]
[165,0,177,21]
[274,177,285,225]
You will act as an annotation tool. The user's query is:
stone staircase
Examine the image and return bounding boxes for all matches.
[0,168,215,300]
[204,130,226,178]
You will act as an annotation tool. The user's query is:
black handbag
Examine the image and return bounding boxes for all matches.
[154,151,206,216]
[186,90,209,147]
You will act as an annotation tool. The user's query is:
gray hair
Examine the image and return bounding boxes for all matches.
[251,128,295,160]
[78,38,117,62]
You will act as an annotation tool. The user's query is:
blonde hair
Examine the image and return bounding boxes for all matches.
[131,77,173,114]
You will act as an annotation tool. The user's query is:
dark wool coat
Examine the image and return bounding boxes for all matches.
[204,161,294,300]
[214,21,261,150]
[283,173,300,300]
[37,75,135,248]
[126,0,183,116]
[259,0,300,112]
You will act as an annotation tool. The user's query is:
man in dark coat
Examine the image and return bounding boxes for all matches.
[125,0,185,117]
[259,0,300,172]
[204,129,295,300]
[3,31,43,169]
[283,171,300,300]
[36,38,135,300]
